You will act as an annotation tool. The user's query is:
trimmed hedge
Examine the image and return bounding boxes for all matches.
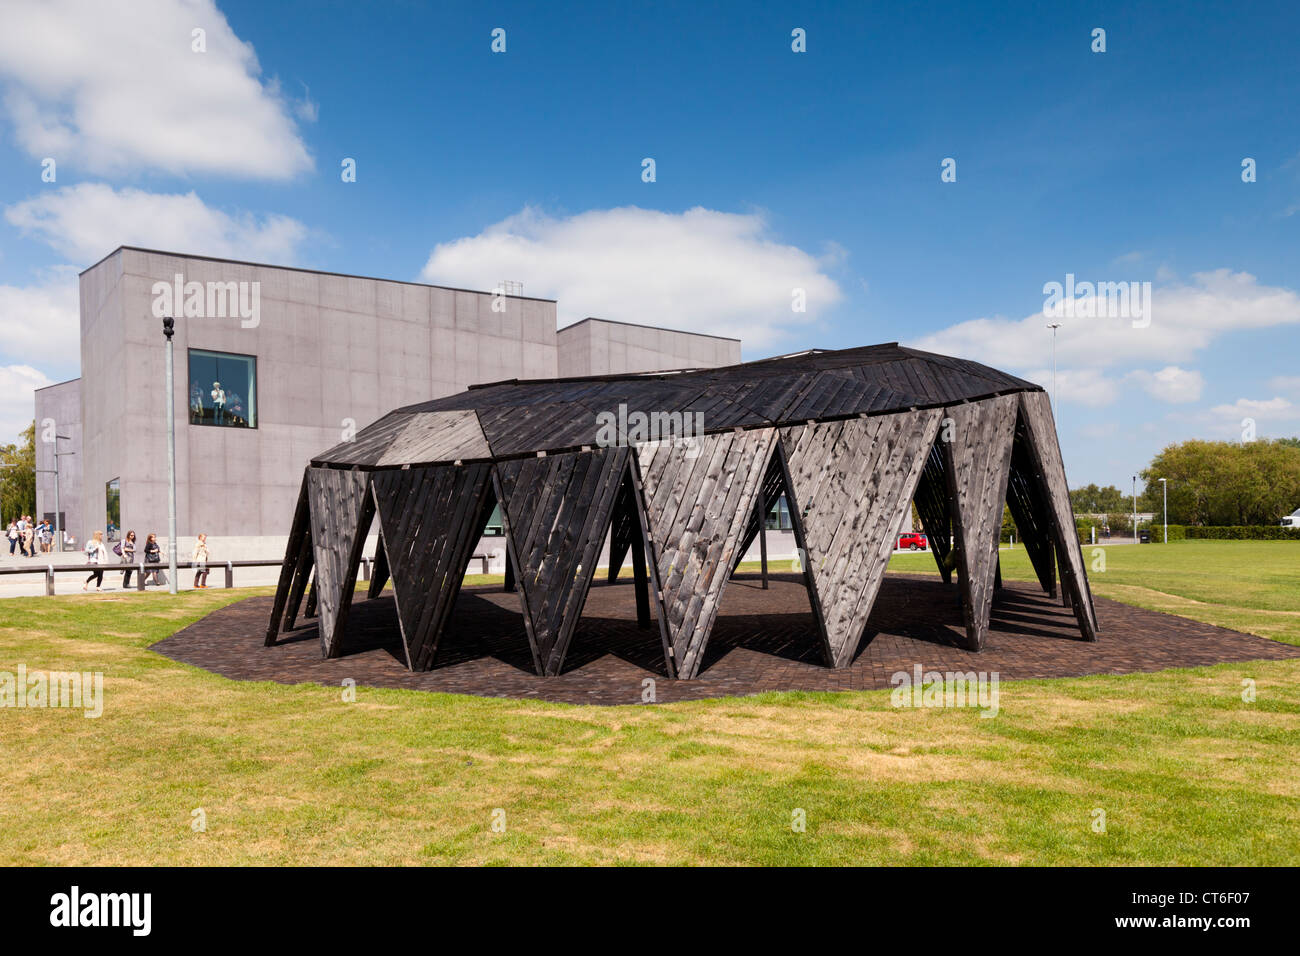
[1184,525,1300,540]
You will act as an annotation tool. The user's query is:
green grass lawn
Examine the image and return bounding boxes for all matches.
[886,539,1300,646]
[1,540,1297,865]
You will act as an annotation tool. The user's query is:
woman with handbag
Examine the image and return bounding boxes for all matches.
[120,530,138,588]
[144,533,162,586]
[82,531,108,591]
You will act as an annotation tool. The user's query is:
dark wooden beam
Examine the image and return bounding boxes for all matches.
[606,475,636,583]
[367,531,390,599]
[618,466,652,628]
[266,469,310,646]
[306,467,374,658]
[627,450,676,676]
[730,452,786,575]
[1006,417,1058,596]
[913,440,955,584]
[942,395,1018,651]
[496,447,630,675]
[781,409,944,667]
[637,430,778,679]
[372,463,495,670]
[1016,391,1099,641]
[281,532,313,632]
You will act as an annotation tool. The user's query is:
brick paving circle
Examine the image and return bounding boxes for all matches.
[151,573,1300,704]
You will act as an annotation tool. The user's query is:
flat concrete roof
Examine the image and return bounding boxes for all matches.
[34,377,81,393]
[558,315,742,343]
[79,246,558,304]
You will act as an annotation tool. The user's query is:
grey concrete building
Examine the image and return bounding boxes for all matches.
[557,317,741,376]
[36,246,741,557]
[32,377,83,542]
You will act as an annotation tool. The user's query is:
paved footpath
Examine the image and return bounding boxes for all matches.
[154,572,1300,705]
[0,552,283,598]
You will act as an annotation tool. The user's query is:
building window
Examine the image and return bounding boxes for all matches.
[188,349,257,428]
[105,478,120,542]
[765,494,793,531]
[483,503,504,536]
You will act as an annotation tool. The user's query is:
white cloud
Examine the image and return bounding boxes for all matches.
[910,270,1300,371]
[1198,396,1299,439]
[420,205,843,349]
[0,0,311,179]
[1210,396,1294,417]
[1267,375,1300,396]
[1127,365,1205,403]
[6,183,308,265]
[0,364,54,446]
[1024,367,1120,407]
[0,270,80,365]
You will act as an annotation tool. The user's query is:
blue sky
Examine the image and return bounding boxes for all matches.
[0,0,1297,489]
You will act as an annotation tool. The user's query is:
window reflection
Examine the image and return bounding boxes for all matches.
[188,349,257,428]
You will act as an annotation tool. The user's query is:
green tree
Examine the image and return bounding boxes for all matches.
[1070,483,1128,514]
[0,421,36,524]
[1139,438,1300,525]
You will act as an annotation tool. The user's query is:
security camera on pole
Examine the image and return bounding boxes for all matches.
[163,316,178,594]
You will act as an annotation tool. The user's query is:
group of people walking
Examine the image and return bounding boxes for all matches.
[81,531,213,592]
[5,516,56,556]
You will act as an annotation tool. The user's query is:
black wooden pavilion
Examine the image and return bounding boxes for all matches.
[265,343,1097,678]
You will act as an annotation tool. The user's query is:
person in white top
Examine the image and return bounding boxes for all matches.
[211,381,226,424]
[82,531,109,591]
[192,533,211,588]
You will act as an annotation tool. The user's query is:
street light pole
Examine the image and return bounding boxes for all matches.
[1132,474,1138,545]
[1159,477,1167,544]
[52,434,72,552]
[163,316,178,594]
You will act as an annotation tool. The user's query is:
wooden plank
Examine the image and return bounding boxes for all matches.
[942,395,1018,650]
[913,438,955,583]
[371,463,495,670]
[636,429,776,678]
[730,451,786,573]
[1005,416,1058,596]
[267,468,310,644]
[375,409,492,465]
[1016,391,1099,641]
[367,532,390,599]
[780,408,944,666]
[306,466,374,657]
[313,410,413,466]
[628,449,677,676]
[606,475,636,582]
[496,447,630,674]
[281,532,313,631]
[773,435,834,666]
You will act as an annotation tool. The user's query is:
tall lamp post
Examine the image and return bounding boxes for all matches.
[1046,322,1062,411]
[163,316,178,594]
[1132,474,1138,545]
[1158,477,1167,544]
[35,433,74,552]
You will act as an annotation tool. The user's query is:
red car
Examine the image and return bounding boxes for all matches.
[897,532,928,551]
